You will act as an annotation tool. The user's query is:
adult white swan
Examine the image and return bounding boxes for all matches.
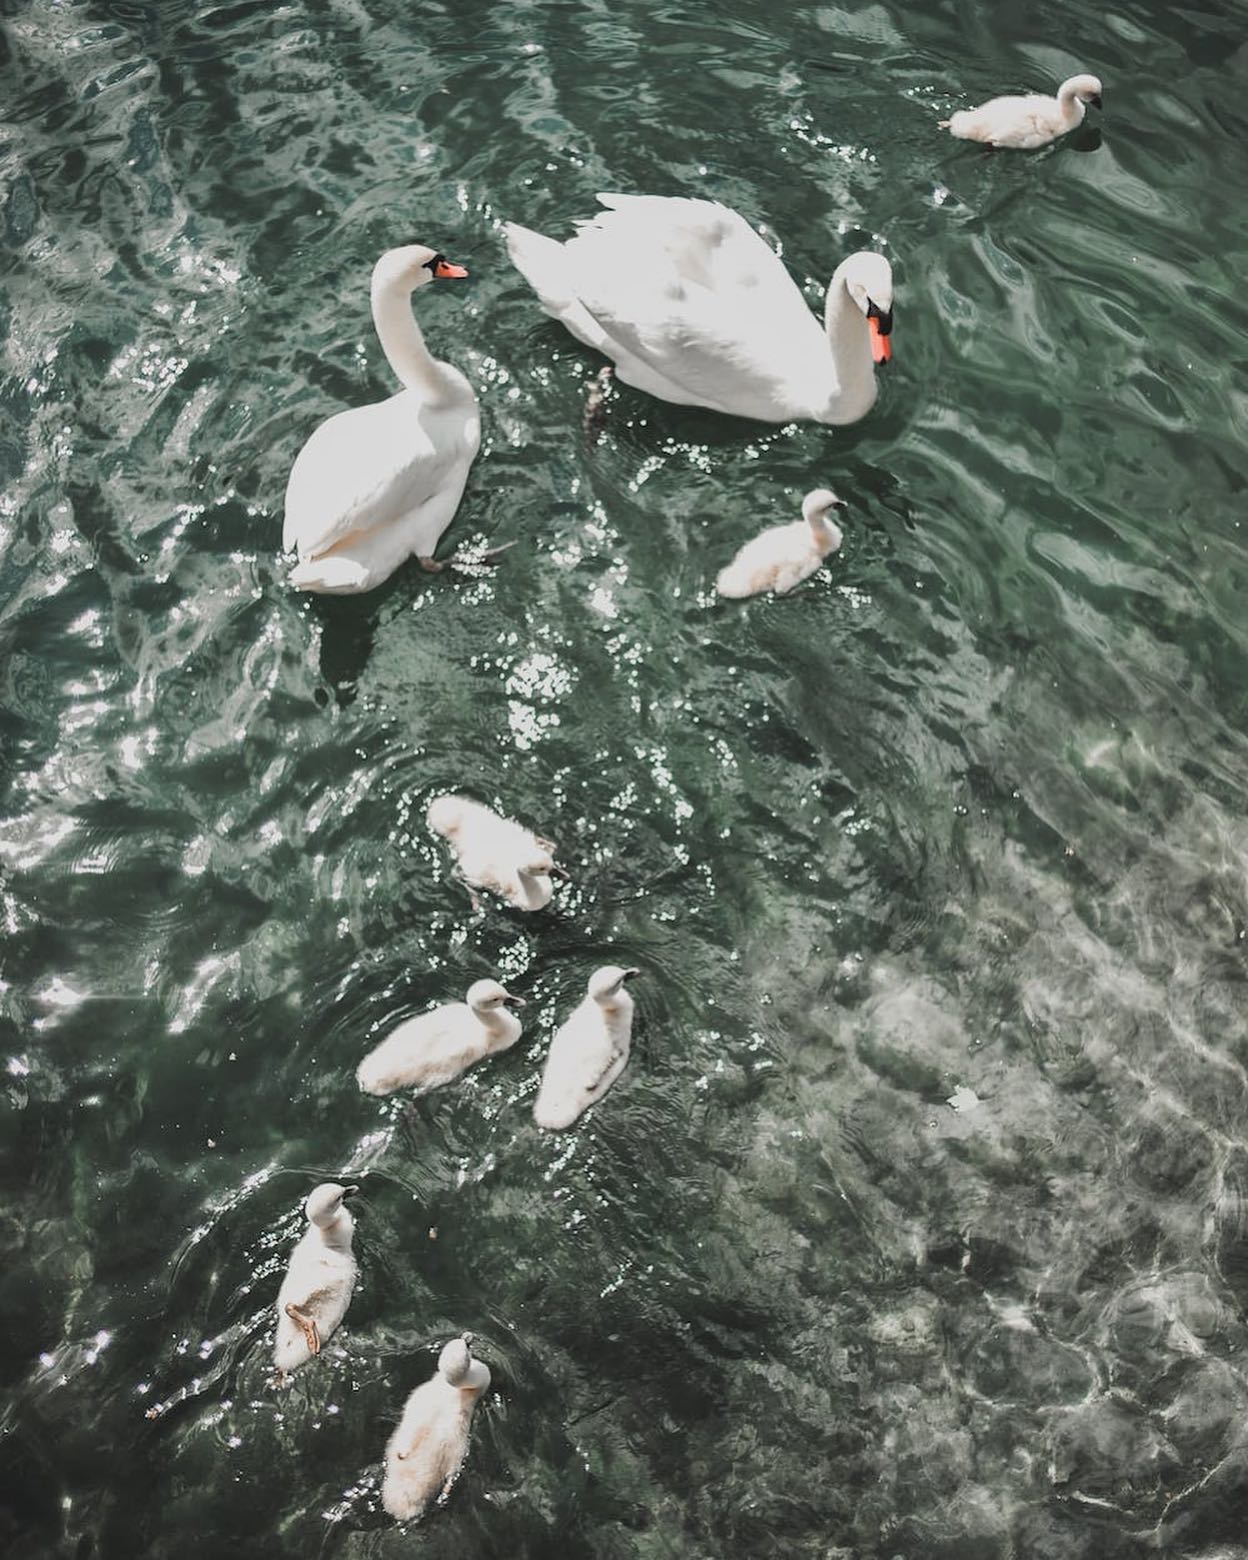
[282,244,482,594]
[504,195,893,425]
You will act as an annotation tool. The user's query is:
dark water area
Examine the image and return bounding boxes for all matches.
[4,0,1248,1554]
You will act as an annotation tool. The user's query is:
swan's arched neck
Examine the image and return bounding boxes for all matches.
[515,867,551,908]
[459,1361,490,1393]
[476,1005,517,1038]
[371,273,460,403]
[820,266,879,427]
[595,989,635,1028]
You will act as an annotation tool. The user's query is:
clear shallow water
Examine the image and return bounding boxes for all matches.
[4,0,1248,1554]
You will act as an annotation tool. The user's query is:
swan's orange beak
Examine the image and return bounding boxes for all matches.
[868,314,892,365]
[434,259,469,279]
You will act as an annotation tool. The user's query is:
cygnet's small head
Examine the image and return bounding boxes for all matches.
[304,1182,358,1228]
[372,244,469,294]
[802,488,846,524]
[588,965,642,1004]
[426,793,465,839]
[841,252,894,365]
[467,979,526,1013]
[519,849,555,879]
[1061,73,1103,109]
[438,1333,476,1384]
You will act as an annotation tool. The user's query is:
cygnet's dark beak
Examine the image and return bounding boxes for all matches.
[342,1185,360,1198]
[1089,93,1103,109]
[502,992,527,1008]
[548,864,571,881]
[621,968,642,982]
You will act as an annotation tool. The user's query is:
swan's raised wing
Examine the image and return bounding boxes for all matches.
[584,195,794,295]
[282,389,475,560]
[560,195,831,414]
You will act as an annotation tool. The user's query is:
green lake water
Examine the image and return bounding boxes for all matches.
[4,0,1248,1555]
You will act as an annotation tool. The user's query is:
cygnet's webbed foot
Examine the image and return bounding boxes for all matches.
[285,1302,320,1356]
[423,541,517,579]
[584,365,613,445]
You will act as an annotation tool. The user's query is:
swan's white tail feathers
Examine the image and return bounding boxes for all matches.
[505,222,613,354]
[504,223,575,310]
[356,1051,400,1097]
[715,564,754,599]
[533,1094,578,1131]
[594,191,723,215]
[273,1327,310,1376]
[288,554,370,593]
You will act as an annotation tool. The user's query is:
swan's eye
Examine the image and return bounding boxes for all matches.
[423,253,447,272]
[866,299,893,336]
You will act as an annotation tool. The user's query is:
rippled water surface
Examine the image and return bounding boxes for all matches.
[5,0,1248,1554]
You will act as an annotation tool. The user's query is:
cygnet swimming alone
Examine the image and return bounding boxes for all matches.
[356,979,526,1096]
[426,793,566,910]
[273,1182,358,1381]
[940,73,1103,149]
[534,965,641,1131]
[715,488,845,600]
[381,1334,491,1520]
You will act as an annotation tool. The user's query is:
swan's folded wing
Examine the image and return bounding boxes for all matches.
[563,196,830,412]
[588,194,818,317]
[575,273,825,414]
[283,391,465,559]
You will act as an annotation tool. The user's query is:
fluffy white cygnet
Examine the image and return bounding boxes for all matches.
[716,488,845,600]
[273,1182,358,1381]
[534,965,641,1131]
[940,73,1103,149]
[381,1334,491,1520]
[356,979,526,1096]
[426,793,565,911]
